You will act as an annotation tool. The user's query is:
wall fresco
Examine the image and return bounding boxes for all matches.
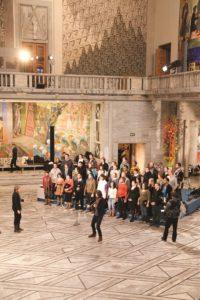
[0,102,92,159]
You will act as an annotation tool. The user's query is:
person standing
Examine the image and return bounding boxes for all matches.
[116,177,128,220]
[161,192,181,242]
[128,180,140,222]
[12,186,23,233]
[49,163,61,199]
[88,190,106,242]
[10,144,21,173]
[55,174,64,206]
[42,171,52,205]
[150,183,163,227]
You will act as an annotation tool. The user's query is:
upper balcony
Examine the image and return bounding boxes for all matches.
[0,70,200,101]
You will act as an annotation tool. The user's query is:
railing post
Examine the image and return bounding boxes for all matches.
[104,77,107,90]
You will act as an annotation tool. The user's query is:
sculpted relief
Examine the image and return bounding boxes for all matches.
[20,4,48,41]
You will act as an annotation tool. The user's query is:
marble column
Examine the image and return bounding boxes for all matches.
[101,101,113,163]
[189,120,198,166]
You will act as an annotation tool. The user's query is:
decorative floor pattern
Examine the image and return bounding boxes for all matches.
[0,172,200,300]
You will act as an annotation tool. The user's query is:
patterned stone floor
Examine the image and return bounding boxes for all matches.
[0,171,200,300]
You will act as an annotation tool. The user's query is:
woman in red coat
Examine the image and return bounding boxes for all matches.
[116,177,128,220]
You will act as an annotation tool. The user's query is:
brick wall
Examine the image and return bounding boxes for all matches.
[0,0,5,47]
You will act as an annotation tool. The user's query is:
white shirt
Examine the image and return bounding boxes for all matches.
[97,180,108,199]
[108,187,117,199]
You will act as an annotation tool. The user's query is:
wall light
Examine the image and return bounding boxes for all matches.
[19,49,31,62]
[162,60,182,73]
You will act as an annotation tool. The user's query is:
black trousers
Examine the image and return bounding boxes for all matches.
[152,206,161,225]
[163,217,178,241]
[14,211,21,227]
[91,215,103,236]
[10,158,21,171]
[118,197,127,217]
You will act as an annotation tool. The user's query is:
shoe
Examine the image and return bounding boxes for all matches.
[19,228,24,231]
[130,217,134,222]
[172,239,176,243]
[161,237,166,241]
[88,233,96,238]
[98,236,102,242]
[14,229,21,233]
[116,214,122,219]
[122,216,126,220]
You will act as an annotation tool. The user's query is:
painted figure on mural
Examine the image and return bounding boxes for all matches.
[180,0,189,40]
[13,104,22,137]
[197,0,200,34]
[190,5,197,36]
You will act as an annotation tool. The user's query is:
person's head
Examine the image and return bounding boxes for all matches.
[88,162,93,169]
[12,143,16,147]
[155,183,160,190]
[145,167,150,173]
[99,165,103,170]
[176,162,181,169]
[164,166,169,172]
[95,190,102,199]
[141,182,148,190]
[99,174,105,181]
[77,173,82,180]
[57,173,62,178]
[78,161,83,167]
[112,172,118,179]
[66,174,71,180]
[149,161,154,169]
[53,163,57,169]
[112,161,117,167]
[89,153,93,160]
[122,156,127,162]
[65,153,70,160]
[121,171,126,178]
[44,170,49,176]
[133,168,139,175]
[163,177,169,185]
[148,178,154,186]
[14,185,20,193]
[119,177,125,183]
[88,173,93,180]
[110,181,116,188]
[131,180,137,187]
[79,154,83,159]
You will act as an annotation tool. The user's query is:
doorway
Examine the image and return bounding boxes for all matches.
[20,42,47,73]
[155,43,171,76]
[118,143,146,171]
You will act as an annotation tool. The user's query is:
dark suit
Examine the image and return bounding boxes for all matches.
[12,191,22,229]
[10,146,21,172]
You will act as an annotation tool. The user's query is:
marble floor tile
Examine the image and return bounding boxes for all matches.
[0,171,200,299]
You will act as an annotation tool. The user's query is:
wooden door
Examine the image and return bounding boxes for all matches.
[155,47,167,76]
[21,43,47,73]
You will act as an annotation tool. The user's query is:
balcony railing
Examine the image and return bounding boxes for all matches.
[1,70,200,96]
[0,72,144,94]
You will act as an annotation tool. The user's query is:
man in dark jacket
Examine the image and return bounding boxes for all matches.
[150,183,163,227]
[162,192,181,242]
[88,190,106,242]
[10,144,22,172]
[12,186,23,233]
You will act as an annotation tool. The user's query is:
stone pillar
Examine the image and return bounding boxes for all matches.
[189,120,198,166]
[183,119,190,178]
[152,99,163,161]
[101,101,113,163]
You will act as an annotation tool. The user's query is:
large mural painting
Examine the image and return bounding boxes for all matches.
[0,102,92,159]
[179,0,200,64]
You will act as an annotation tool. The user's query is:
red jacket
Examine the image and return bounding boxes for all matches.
[42,176,52,189]
[117,183,128,199]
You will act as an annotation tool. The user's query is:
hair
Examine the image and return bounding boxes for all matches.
[142,182,148,189]
[120,177,126,183]
[177,162,181,167]
[14,185,20,192]
[96,190,102,198]
[110,181,116,188]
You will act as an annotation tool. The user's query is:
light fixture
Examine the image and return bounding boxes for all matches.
[36,56,39,60]
[48,55,54,60]
[19,49,31,62]
[162,60,182,73]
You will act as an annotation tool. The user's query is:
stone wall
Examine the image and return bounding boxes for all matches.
[101,100,159,169]
[63,0,147,76]
[0,0,5,48]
